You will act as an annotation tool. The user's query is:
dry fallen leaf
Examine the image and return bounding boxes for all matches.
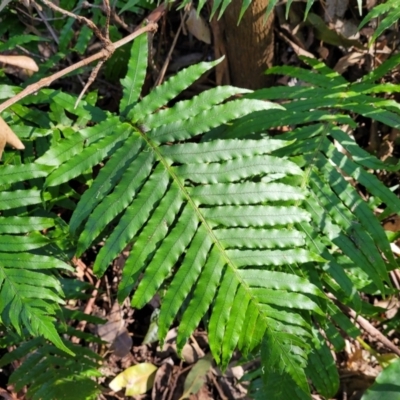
[185,8,211,44]
[0,117,25,160]
[0,55,39,72]
[334,52,365,74]
[383,215,400,232]
[96,301,132,358]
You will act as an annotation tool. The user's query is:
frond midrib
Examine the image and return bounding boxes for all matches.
[137,127,264,315]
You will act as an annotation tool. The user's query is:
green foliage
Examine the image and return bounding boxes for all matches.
[0,1,399,399]
[359,0,400,45]
[362,358,400,400]
[0,330,102,399]
[2,31,398,398]
[184,0,395,43]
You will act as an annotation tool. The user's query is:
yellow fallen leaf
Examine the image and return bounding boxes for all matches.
[0,117,25,160]
[0,55,39,72]
[109,362,157,396]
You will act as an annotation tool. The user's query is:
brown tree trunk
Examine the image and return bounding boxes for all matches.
[221,0,274,90]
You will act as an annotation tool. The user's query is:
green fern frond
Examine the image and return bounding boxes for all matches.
[261,328,310,395]
[359,0,399,44]
[1,6,398,395]
[306,329,339,398]
[28,34,328,395]
[222,55,400,300]
[0,338,101,400]
[0,275,105,399]
[193,53,400,394]
[0,132,77,356]
[0,252,73,354]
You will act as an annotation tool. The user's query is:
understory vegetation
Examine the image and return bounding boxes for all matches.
[0,0,400,399]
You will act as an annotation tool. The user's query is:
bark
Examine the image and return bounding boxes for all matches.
[221,0,274,90]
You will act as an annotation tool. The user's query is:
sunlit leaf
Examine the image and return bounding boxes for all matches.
[109,363,157,396]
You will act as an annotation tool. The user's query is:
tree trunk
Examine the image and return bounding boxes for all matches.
[221,0,274,90]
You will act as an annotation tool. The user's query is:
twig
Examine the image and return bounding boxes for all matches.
[103,0,111,41]
[71,278,101,344]
[209,372,228,400]
[0,2,167,113]
[39,0,111,107]
[0,23,157,113]
[111,9,131,33]
[154,8,190,86]
[32,1,60,44]
[40,0,105,44]
[0,388,17,400]
[81,0,131,33]
[75,61,105,108]
[390,270,400,290]
[190,334,205,358]
[74,0,113,107]
[347,307,400,357]
[166,361,193,400]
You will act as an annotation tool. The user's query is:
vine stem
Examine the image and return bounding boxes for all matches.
[0,3,167,113]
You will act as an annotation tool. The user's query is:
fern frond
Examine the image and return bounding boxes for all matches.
[261,329,310,396]
[226,55,400,297]
[0,339,101,399]
[0,189,50,210]
[145,86,251,129]
[120,30,148,115]
[0,148,75,354]
[0,217,55,234]
[45,119,134,187]
[0,274,105,399]
[129,55,221,121]
[0,258,72,354]
[2,13,396,396]
[359,0,399,44]
[37,42,325,390]
[69,135,145,233]
[193,52,400,392]
[306,329,339,398]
